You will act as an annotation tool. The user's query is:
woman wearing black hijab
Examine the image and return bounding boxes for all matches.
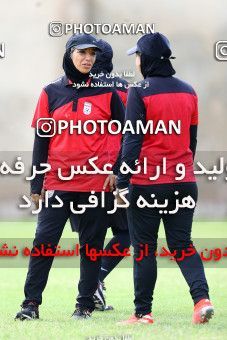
[117,32,214,325]
[15,34,125,321]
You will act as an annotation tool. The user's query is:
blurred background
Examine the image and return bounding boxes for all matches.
[0,0,227,220]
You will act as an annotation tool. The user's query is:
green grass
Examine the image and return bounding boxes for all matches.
[0,220,226,239]
[0,221,226,339]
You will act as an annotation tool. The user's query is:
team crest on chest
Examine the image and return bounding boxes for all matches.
[83,102,92,115]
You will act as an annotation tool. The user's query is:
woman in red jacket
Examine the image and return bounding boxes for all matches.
[117,32,214,325]
[15,33,125,321]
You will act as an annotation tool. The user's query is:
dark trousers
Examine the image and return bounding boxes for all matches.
[99,229,130,281]
[127,182,209,315]
[70,193,130,282]
[23,191,108,311]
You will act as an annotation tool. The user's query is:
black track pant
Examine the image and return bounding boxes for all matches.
[99,230,130,281]
[127,182,209,315]
[70,194,130,282]
[23,191,108,312]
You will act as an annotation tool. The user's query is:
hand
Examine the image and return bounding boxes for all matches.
[31,189,45,209]
[103,174,117,192]
[116,191,125,205]
[116,188,129,206]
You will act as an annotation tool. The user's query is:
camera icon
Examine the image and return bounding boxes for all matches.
[215,41,227,61]
[49,21,63,37]
[36,118,56,137]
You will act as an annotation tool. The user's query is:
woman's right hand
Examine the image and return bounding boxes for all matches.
[31,189,45,209]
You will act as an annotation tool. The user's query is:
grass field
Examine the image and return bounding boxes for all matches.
[0,221,226,340]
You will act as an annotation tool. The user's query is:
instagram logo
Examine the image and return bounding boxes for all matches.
[49,22,63,37]
[37,118,56,137]
[215,41,227,61]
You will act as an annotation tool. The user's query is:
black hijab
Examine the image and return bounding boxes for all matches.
[140,54,176,78]
[91,39,113,75]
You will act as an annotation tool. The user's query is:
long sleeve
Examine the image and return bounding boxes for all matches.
[110,90,126,174]
[190,125,197,160]
[30,130,50,194]
[117,87,146,188]
[30,88,50,194]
